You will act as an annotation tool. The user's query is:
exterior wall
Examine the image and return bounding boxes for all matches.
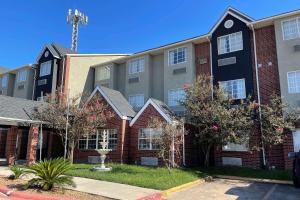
[150,54,164,101]
[114,63,126,94]
[195,42,211,76]
[274,15,300,109]
[5,126,18,165]
[163,42,195,112]
[68,55,125,99]
[13,67,34,100]
[0,73,15,97]
[26,126,39,165]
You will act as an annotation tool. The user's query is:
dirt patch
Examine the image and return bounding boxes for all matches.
[0,177,110,200]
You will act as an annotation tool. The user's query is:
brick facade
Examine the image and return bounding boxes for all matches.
[5,126,18,165]
[26,126,39,165]
[195,42,211,77]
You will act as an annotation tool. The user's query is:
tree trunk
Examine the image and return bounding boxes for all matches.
[67,138,75,164]
[203,144,212,168]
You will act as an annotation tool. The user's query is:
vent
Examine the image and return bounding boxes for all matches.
[88,156,101,164]
[17,84,25,90]
[218,57,236,66]
[294,45,300,52]
[38,79,47,86]
[128,77,139,83]
[173,67,186,75]
[141,157,158,166]
[199,58,208,65]
[222,157,242,166]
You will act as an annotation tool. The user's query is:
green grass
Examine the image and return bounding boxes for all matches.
[198,166,292,181]
[66,163,204,190]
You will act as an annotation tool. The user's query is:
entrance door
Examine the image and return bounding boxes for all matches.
[16,130,29,160]
[293,129,300,152]
[0,128,8,157]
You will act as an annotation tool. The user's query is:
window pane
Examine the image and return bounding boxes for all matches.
[168,88,185,106]
[17,70,27,82]
[1,75,8,88]
[98,129,118,150]
[139,129,151,150]
[40,61,52,77]
[288,71,300,93]
[282,18,299,40]
[129,94,144,108]
[218,32,243,55]
[129,58,144,74]
[220,79,246,100]
[169,47,187,65]
[87,134,97,149]
[97,66,110,81]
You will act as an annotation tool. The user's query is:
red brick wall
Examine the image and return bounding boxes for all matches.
[195,42,211,77]
[26,126,39,165]
[5,127,18,165]
[73,94,130,164]
[283,132,294,169]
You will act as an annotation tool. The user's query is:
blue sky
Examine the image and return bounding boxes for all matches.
[1,0,299,68]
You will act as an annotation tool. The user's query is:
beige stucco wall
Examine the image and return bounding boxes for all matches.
[274,15,300,108]
[150,54,164,101]
[68,55,125,99]
[13,68,34,100]
[0,73,15,97]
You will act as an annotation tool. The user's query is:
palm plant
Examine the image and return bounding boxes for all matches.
[26,158,75,191]
[9,165,29,179]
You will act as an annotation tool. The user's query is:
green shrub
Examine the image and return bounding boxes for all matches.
[26,158,75,191]
[9,165,28,180]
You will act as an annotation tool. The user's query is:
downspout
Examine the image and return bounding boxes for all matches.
[250,24,266,167]
[182,120,186,166]
[32,64,37,100]
[61,56,66,95]
[39,124,43,161]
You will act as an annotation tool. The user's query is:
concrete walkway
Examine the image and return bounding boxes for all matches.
[0,166,160,200]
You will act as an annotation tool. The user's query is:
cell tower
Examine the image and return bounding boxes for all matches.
[67,9,88,52]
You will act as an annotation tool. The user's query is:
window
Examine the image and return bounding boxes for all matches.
[129,94,144,108]
[17,70,27,83]
[282,17,300,40]
[78,129,118,150]
[293,129,300,152]
[169,47,187,65]
[1,75,8,88]
[40,61,52,77]
[218,31,243,55]
[129,58,144,74]
[219,79,246,100]
[138,128,161,150]
[168,88,185,106]
[223,142,249,152]
[287,70,300,94]
[97,66,110,81]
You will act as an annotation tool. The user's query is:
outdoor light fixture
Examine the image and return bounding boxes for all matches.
[67,9,88,52]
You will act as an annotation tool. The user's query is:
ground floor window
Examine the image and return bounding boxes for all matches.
[293,128,300,152]
[138,128,161,150]
[222,142,249,152]
[78,129,118,150]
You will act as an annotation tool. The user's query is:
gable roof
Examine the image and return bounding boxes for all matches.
[0,95,44,125]
[36,43,76,62]
[129,98,178,126]
[209,7,254,35]
[88,86,136,120]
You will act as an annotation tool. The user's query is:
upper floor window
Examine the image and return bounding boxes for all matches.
[1,75,8,88]
[218,31,243,55]
[129,94,144,108]
[129,58,144,74]
[17,70,27,83]
[219,79,246,100]
[97,66,111,81]
[168,88,185,106]
[287,70,300,93]
[40,61,52,77]
[169,47,187,65]
[138,128,161,150]
[282,17,300,40]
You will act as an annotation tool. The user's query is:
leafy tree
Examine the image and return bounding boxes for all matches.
[182,75,254,167]
[33,93,113,163]
[147,118,183,171]
[26,158,75,191]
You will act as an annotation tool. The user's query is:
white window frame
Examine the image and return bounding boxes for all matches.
[168,46,187,66]
[17,69,27,83]
[281,17,300,40]
[138,128,161,150]
[128,94,144,108]
[97,65,111,81]
[129,57,145,74]
[40,61,52,77]
[222,142,249,152]
[78,129,118,150]
[217,31,243,55]
[293,129,300,152]
[1,75,8,88]
[168,88,185,106]
[287,70,300,94]
[219,79,246,100]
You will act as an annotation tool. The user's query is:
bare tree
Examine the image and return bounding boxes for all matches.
[33,93,113,163]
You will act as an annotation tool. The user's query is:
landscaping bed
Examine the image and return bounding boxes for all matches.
[66,164,205,190]
[0,177,110,200]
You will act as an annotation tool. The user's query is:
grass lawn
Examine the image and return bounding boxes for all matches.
[199,166,292,181]
[66,163,205,190]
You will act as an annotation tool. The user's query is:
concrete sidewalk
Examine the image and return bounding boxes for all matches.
[68,176,160,200]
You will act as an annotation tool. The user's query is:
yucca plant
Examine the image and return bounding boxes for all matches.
[9,165,29,180]
[26,158,75,191]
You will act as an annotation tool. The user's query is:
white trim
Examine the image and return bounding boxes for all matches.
[281,17,300,41]
[36,46,60,62]
[87,86,129,120]
[66,54,131,57]
[168,46,188,66]
[130,99,172,127]
[287,70,300,94]
[0,116,42,124]
[217,31,243,55]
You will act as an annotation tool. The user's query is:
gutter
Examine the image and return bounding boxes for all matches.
[0,116,42,124]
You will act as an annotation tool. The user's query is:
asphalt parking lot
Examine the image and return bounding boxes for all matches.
[168,178,300,200]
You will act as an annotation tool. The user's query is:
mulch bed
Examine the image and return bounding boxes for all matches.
[0,177,110,200]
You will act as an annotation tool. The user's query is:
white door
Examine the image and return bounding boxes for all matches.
[293,129,300,152]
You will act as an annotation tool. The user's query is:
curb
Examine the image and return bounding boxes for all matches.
[161,179,204,198]
[215,175,293,185]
